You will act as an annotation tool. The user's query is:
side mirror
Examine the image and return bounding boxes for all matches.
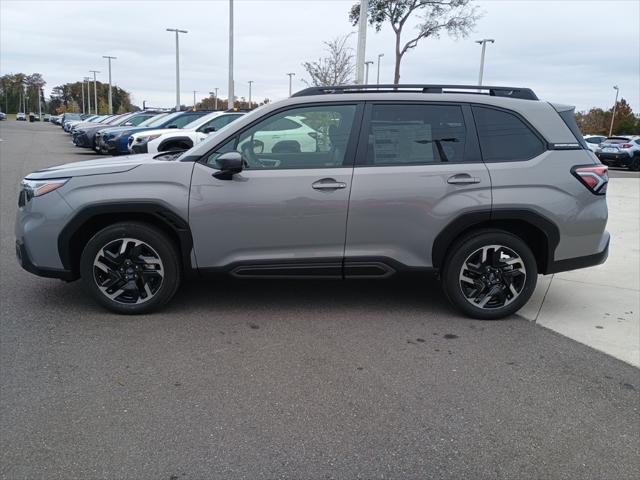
[212,152,243,180]
[202,126,216,134]
[167,124,178,128]
[123,121,133,126]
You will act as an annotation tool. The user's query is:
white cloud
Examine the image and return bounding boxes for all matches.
[1,0,638,112]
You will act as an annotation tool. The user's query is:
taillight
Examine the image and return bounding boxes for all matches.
[621,143,633,148]
[572,165,608,195]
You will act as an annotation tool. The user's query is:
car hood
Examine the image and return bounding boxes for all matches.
[25,154,162,180]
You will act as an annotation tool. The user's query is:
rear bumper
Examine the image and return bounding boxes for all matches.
[546,234,609,274]
[16,240,76,281]
[596,152,633,166]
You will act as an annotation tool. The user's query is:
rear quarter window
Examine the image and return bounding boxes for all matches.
[472,106,546,162]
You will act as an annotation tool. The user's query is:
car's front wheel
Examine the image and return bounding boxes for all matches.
[629,155,640,172]
[80,222,181,314]
[442,230,538,320]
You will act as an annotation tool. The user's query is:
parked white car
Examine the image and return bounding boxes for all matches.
[583,134,607,153]
[237,115,321,154]
[128,111,244,154]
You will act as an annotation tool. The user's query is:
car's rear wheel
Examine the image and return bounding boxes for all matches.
[629,155,640,172]
[442,230,537,320]
[79,222,181,314]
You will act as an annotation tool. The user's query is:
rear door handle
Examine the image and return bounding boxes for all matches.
[312,178,347,190]
[447,174,481,185]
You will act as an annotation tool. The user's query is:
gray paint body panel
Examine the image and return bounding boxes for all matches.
[345,163,492,267]
[15,90,609,283]
[189,163,352,267]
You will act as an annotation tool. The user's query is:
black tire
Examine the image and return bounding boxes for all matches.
[441,230,538,320]
[629,155,640,172]
[79,222,181,314]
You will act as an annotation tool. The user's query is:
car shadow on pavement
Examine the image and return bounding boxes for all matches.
[168,275,454,316]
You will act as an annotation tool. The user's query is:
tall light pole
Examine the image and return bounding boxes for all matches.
[81,79,85,114]
[355,0,368,84]
[84,77,91,114]
[209,89,219,110]
[364,60,374,84]
[376,53,384,84]
[89,70,100,114]
[38,87,42,119]
[193,90,197,110]
[102,55,117,114]
[248,80,253,108]
[475,39,494,86]
[167,28,188,111]
[609,85,620,137]
[287,73,295,96]
[228,0,234,109]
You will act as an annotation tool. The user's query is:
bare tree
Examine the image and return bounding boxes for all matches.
[350,0,481,84]
[302,34,356,87]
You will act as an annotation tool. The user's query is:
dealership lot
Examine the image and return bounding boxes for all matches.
[1,121,639,479]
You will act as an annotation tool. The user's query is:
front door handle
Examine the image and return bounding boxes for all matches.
[447,173,481,185]
[312,178,347,190]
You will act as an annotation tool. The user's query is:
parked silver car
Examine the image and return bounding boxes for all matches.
[583,134,607,153]
[595,136,640,170]
[15,84,609,319]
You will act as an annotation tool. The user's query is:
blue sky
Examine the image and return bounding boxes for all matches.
[1,0,638,112]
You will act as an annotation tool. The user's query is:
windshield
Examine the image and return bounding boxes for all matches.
[182,113,217,129]
[147,111,182,127]
[139,113,169,127]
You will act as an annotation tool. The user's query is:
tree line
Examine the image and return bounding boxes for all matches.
[0,72,134,114]
[576,99,639,136]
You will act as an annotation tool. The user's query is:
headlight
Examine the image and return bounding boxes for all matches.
[20,178,69,201]
[136,134,161,143]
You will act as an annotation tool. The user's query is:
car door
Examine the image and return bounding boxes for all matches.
[344,102,492,273]
[189,103,363,275]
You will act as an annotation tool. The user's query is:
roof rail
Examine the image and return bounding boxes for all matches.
[291,84,539,101]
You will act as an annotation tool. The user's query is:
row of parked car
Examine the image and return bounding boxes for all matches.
[54,110,245,156]
[583,134,640,171]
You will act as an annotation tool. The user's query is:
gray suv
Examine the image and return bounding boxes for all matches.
[15,85,610,319]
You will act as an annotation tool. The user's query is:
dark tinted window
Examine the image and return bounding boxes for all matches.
[128,115,153,126]
[473,106,545,162]
[171,114,203,128]
[585,137,604,144]
[366,104,468,165]
[261,117,302,131]
[198,114,242,132]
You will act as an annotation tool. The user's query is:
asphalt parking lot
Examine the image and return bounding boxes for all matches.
[1,121,639,479]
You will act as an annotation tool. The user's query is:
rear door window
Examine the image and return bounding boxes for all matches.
[472,106,546,162]
[363,104,469,165]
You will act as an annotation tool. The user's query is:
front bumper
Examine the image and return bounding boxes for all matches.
[73,132,93,148]
[16,239,75,281]
[130,142,149,154]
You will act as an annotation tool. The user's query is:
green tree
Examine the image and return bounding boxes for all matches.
[349,0,480,84]
[576,99,639,136]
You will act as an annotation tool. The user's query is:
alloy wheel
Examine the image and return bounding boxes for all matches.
[458,244,527,309]
[92,237,164,304]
